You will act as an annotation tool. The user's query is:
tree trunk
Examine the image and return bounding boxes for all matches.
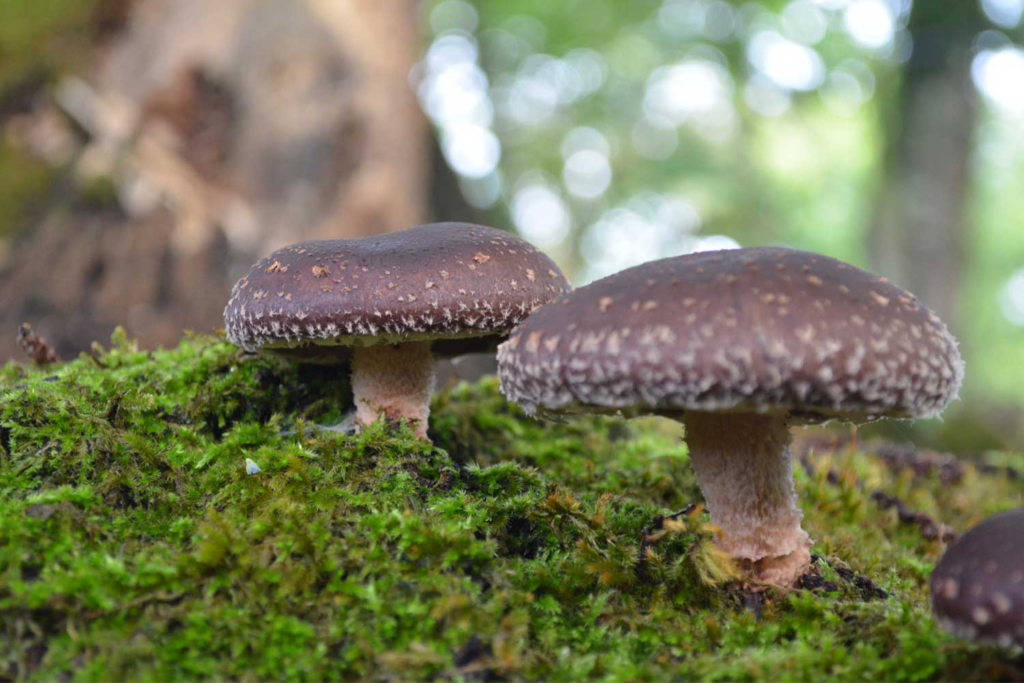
[0,0,449,361]
[869,5,984,325]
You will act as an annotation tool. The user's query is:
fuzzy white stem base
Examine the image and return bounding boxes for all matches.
[351,342,435,440]
[682,412,812,587]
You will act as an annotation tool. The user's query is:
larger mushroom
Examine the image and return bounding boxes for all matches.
[225,222,570,439]
[497,247,963,586]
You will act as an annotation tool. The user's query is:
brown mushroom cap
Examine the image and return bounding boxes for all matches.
[930,509,1024,649]
[224,223,571,358]
[498,247,963,423]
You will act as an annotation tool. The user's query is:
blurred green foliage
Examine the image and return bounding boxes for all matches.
[422,0,1024,441]
[0,0,102,238]
[0,0,99,93]
[0,143,54,238]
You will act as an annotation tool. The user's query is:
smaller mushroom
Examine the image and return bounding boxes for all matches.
[224,223,570,439]
[930,509,1024,649]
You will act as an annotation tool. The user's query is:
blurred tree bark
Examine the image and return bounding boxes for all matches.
[0,0,472,361]
[869,3,986,325]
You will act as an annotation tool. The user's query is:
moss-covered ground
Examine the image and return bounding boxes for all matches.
[1,332,1022,681]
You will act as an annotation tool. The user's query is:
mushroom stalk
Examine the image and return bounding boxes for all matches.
[351,342,435,439]
[682,412,811,587]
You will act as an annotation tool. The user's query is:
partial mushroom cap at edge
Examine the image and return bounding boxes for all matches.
[930,509,1024,649]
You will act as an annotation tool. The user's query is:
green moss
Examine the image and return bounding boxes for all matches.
[0,0,100,94]
[0,141,57,238]
[1,333,1022,680]
[75,174,120,210]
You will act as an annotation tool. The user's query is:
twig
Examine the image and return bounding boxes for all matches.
[635,503,698,582]
[16,324,60,365]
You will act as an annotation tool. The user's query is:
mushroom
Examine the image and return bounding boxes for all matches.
[224,222,570,439]
[930,509,1024,649]
[497,247,963,586]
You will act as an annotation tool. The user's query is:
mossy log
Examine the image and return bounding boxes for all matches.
[1,333,1022,680]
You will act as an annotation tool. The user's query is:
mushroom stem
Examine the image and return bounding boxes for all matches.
[351,342,435,439]
[682,412,811,587]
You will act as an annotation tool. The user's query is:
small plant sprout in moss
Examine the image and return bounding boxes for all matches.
[498,247,964,588]
[931,508,1024,649]
[224,223,570,440]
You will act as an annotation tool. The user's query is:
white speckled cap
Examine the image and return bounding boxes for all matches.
[930,509,1024,649]
[498,247,964,423]
[224,223,571,359]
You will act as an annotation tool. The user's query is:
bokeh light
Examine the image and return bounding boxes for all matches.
[644,60,734,124]
[981,0,1024,28]
[563,150,612,199]
[748,31,826,91]
[781,1,829,45]
[511,181,571,249]
[442,125,501,178]
[973,46,1024,115]
[843,0,896,49]
[999,268,1024,326]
